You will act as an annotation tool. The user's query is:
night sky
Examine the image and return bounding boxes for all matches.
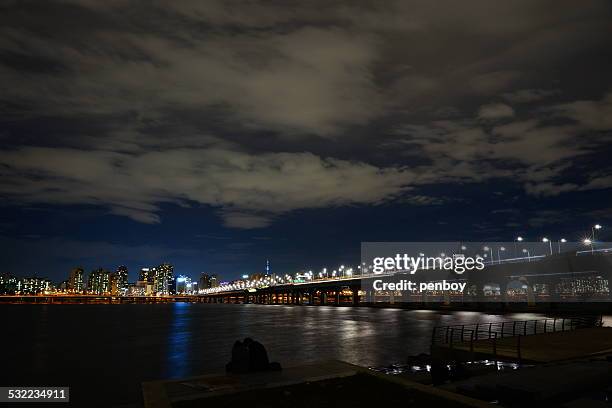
[1,1,611,283]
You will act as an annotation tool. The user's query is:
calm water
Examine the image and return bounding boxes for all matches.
[2,304,549,407]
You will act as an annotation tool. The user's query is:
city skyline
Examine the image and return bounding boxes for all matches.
[1,222,610,283]
[2,236,610,300]
[3,230,609,288]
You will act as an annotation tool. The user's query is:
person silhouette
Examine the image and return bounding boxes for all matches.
[243,337,269,371]
[225,340,249,373]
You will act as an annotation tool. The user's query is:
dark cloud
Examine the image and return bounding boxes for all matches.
[1,0,611,231]
[477,103,515,120]
[0,146,417,228]
[553,92,612,131]
[502,89,559,103]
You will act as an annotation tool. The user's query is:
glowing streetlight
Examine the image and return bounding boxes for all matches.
[483,246,493,263]
[583,238,593,254]
[514,237,523,255]
[498,246,506,263]
[558,238,566,254]
[542,238,552,255]
[592,224,603,242]
[522,248,531,262]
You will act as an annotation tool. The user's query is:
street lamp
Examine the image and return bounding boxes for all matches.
[483,246,493,263]
[498,247,506,263]
[522,248,531,262]
[542,238,552,255]
[558,238,566,254]
[583,238,593,254]
[514,237,523,257]
[592,224,603,241]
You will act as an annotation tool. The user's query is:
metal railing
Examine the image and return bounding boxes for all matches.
[431,315,603,347]
[431,315,603,364]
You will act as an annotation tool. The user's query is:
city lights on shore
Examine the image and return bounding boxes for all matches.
[0,223,607,297]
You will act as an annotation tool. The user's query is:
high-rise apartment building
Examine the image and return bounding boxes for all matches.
[68,267,84,293]
[88,268,110,295]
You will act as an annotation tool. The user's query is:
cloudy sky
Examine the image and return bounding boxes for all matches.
[1,0,611,282]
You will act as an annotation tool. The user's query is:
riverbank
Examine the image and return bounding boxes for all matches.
[3,295,612,315]
[144,327,612,407]
[143,361,491,408]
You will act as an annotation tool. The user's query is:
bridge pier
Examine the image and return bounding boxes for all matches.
[351,285,360,305]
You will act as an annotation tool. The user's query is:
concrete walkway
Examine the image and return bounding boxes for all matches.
[142,360,492,408]
[143,360,357,408]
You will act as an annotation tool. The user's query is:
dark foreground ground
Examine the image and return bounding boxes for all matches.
[173,373,473,408]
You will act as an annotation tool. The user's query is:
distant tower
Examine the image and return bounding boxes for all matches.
[265,259,270,275]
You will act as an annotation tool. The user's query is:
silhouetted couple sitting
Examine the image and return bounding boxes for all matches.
[226,337,282,374]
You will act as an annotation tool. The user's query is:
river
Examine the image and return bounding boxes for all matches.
[2,303,552,407]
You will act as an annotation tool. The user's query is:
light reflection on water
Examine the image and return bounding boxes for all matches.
[168,302,191,378]
[2,303,578,406]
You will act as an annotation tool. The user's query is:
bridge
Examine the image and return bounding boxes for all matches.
[2,250,610,308]
[198,250,612,309]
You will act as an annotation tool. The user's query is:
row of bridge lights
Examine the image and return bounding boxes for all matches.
[201,265,360,294]
[203,225,604,294]
[516,223,603,256]
[312,265,355,279]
